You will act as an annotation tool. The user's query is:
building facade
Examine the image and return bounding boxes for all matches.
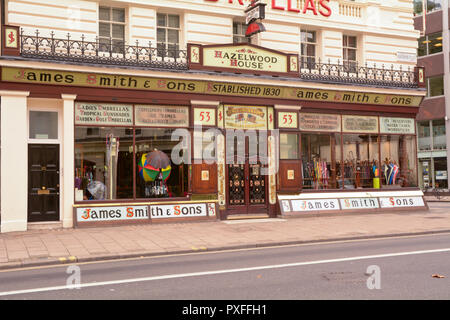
[414,0,449,191]
[0,0,426,233]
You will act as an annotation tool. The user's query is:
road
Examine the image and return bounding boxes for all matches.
[0,233,449,300]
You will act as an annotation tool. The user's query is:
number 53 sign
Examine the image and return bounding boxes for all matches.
[277,111,298,129]
[194,108,216,126]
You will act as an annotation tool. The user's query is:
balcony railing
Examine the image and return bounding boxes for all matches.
[20,29,188,70]
[299,59,418,89]
[16,29,420,89]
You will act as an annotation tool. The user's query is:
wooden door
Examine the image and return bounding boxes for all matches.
[28,144,60,222]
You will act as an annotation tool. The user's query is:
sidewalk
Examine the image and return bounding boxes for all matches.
[1,202,450,270]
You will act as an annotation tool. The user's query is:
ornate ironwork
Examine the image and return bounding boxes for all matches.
[299,58,418,88]
[18,29,420,88]
[20,29,188,70]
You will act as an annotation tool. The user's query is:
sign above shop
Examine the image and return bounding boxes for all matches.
[187,43,299,77]
[1,67,424,107]
[299,113,341,132]
[342,115,378,133]
[135,105,189,127]
[380,117,415,134]
[75,103,133,126]
[224,105,268,129]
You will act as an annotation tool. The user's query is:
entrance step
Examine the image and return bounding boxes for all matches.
[226,214,270,220]
[27,221,63,231]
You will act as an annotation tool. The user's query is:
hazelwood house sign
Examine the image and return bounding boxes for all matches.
[188,43,299,77]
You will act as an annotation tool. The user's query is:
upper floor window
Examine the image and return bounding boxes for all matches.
[233,21,250,44]
[157,13,180,57]
[343,35,357,71]
[418,32,442,56]
[300,30,316,68]
[426,76,444,97]
[99,6,125,53]
[414,0,442,15]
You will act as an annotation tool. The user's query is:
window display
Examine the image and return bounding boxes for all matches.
[301,134,340,189]
[75,127,133,200]
[135,128,188,198]
[342,135,379,189]
[380,135,417,187]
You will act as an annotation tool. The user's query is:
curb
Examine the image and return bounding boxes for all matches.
[2,229,450,271]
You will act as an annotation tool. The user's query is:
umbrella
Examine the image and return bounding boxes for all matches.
[139,150,172,182]
[87,181,106,200]
[138,153,159,182]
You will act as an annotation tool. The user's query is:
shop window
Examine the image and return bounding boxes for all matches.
[300,30,316,68]
[342,135,379,189]
[417,120,431,151]
[280,133,299,160]
[99,6,126,54]
[135,128,188,199]
[301,134,341,190]
[157,13,180,57]
[380,135,417,188]
[75,127,133,201]
[29,111,58,140]
[434,157,448,189]
[418,32,442,57]
[414,0,442,15]
[432,119,446,150]
[233,21,250,44]
[427,76,444,97]
[343,35,357,72]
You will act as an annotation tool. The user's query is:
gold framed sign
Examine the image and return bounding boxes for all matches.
[278,111,298,129]
[224,105,268,130]
[299,113,341,132]
[75,103,133,126]
[135,105,189,127]
[194,108,216,126]
[342,115,378,133]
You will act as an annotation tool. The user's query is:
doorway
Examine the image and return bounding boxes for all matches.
[28,144,60,222]
[226,134,268,215]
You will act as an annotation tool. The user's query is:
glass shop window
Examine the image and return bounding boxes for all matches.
[29,111,58,140]
[301,134,341,190]
[417,120,431,151]
[342,135,380,189]
[135,128,189,199]
[75,127,133,201]
[280,133,299,160]
[432,119,446,150]
[380,135,417,188]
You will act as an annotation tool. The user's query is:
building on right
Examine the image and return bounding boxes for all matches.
[414,0,449,191]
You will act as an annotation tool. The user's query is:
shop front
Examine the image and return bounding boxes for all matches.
[0,42,427,232]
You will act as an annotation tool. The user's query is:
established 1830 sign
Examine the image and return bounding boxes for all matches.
[188,43,299,77]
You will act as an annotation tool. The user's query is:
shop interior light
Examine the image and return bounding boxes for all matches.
[434,43,442,47]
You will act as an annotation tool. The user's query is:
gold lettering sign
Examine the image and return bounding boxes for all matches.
[299,113,341,132]
[224,105,267,130]
[135,105,189,127]
[342,115,379,133]
[203,45,287,73]
[75,103,133,126]
[1,67,424,107]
